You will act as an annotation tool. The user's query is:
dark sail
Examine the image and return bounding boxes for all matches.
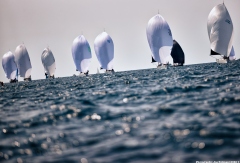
[151,56,157,63]
[170,40,185,65]
[210,49,220,55]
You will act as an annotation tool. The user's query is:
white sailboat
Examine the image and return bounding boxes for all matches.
[72,35,92,75]
[146,14,173,68]
[14,44,32,81]
[41,47,56,79]
[94,32,114,72]
[207,3,234,63]
[2,51,18,83]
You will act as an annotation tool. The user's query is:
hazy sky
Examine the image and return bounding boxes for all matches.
[0,0,239,82]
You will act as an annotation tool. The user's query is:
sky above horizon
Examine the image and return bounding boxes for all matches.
[0,0,239,82]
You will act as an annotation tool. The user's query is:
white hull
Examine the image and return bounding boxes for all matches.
[157,64,168,69]
[216,58,227,64]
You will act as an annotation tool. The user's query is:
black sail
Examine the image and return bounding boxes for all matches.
[210,49,220,55]
[170,40,185,65]
[151,56,157,63]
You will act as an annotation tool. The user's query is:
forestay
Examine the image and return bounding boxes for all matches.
[207,3,233,57]
[14,44,32,78]
[2,51,17,79]
[72,35,92,73]
[41,47,56,76]
[170,40,185,65]
[146,14,173,64]
[94,32,114,70]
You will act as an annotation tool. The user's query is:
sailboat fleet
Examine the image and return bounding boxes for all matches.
[1,2,237,83]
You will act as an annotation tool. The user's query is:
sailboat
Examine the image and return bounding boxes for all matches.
[207,3,234,63]
[229,46,236,61]
[14,44,32,81]
[72,35,92,76]
[41,47,56,79]
[146,14,173,68]
[171,40,185,66]
[94,32,114,73]
[2,51,18,83]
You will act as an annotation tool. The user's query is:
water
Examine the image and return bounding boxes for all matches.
[0,61,240,163]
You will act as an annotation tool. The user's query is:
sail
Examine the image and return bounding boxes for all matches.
[207,3,233,57]
[41,47,56,76]
[97,68,100,74]
[170,40,185,64]
[94,32,114,70]
[146,14,173,64]
[229,46,236,60]
[72,35,92,73]
[14,44,32,78]
[152,57,157,63]
[2,51,17,79]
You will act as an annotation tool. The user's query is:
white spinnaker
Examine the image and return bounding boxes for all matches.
[207,3,234,57]
[72,35,92,73]
[229,46,236,60]
[14,44,32,78]
[94,32,114,70]
[41,48,56,76]
[2,51,17,80]
[146,14,173,64]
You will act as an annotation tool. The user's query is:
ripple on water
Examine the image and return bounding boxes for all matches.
[0,61,240,162]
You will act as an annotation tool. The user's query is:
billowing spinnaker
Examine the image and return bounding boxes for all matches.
[14,44,32,78]
[170,40,185,64]
[229,46,235,60]
[207,3,233,57]
[146,14,173,64]
[2,51,17,79]
[94,32,114,70]
[41,48,56,76]
[72,35,92,73]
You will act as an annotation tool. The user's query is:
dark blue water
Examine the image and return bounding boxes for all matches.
[1,61,240,163]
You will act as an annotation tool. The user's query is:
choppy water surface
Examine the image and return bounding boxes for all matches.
[1,61,240,163]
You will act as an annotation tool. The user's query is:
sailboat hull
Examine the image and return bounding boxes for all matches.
[216,59,227,64]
